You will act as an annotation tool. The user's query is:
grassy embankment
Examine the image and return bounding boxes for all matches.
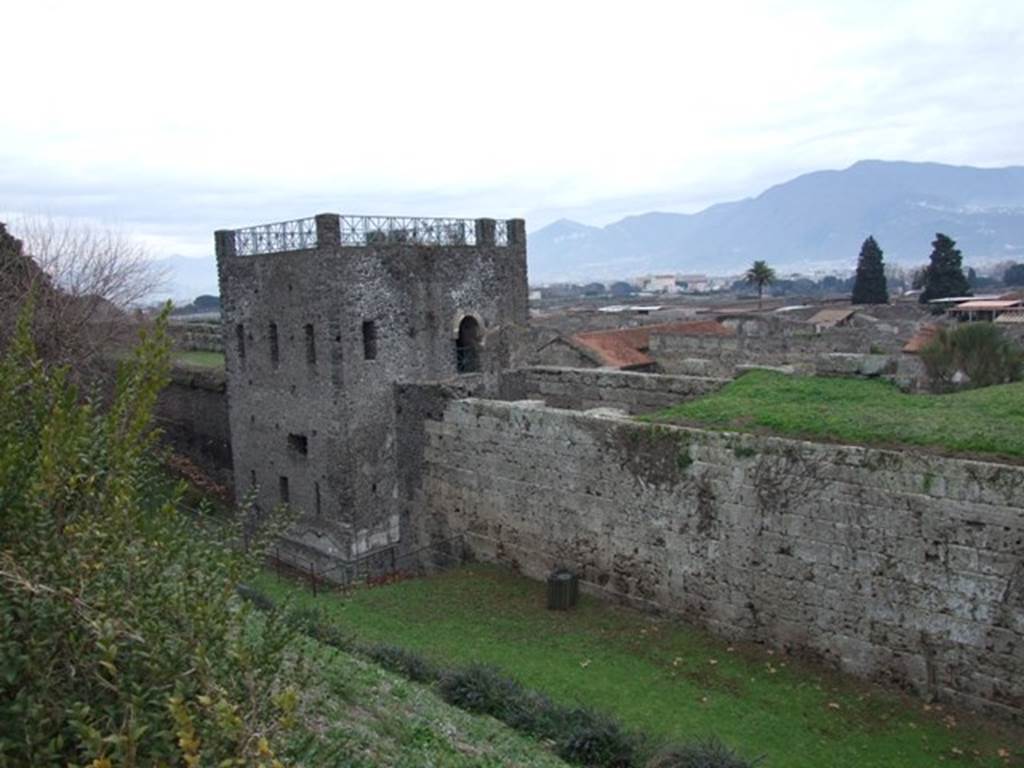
[643,370,1024,460]
[174,349,225,368]
[254,565,1024,768]
[289,638,568,766]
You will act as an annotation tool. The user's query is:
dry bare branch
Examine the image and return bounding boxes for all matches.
[0,216,168,374]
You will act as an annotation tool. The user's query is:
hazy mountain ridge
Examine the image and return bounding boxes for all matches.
[529,160,1024,282]
[150,160,1024,299]
[150,254,220,303]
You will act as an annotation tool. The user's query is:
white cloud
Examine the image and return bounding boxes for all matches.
[2,0,1023,256]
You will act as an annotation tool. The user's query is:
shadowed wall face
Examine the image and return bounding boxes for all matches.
[216,216,527,566]
[155,367,232,487]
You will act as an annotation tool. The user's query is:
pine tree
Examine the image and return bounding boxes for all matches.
[851,236,888,304]
[919,233,971,304]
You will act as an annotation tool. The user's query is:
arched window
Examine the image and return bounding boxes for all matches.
[456,316,482,373]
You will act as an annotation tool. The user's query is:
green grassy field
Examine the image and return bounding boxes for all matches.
[289,636,568,766]
[643,370,1024,460]
[254,565,1023,768]
[173,350,225,368]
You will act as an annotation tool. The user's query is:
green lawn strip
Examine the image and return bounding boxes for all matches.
[288,634,570,767]
[253,565,1024,768]
[642,370,1024,460]
[174,350,225,368]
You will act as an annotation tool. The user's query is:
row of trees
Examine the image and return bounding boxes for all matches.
[744,232,1009,307]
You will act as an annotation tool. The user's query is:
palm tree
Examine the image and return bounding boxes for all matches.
[745,260,776,309]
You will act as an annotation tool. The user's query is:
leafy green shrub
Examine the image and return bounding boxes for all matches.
[0,303,304,767]
[557,708,640,767]
[437,664,639,766]
[920,323,1022,391]
[648,739,763,768]
[281,604,354,651]
[437,664,557,736]
[365,643,439,682]
[438,664,532,721]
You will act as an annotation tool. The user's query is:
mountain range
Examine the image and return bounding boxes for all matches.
[149,160,1024,300]
[529,160,1024,283]
[149,254,221,304]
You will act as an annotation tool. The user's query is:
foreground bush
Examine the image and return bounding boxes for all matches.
[439,664,533,722]
[282,603,354,651]
[438,664,640,766]
[558,709,639,767]
[365,643,439,682]
[920,322,1022,391]
[0,305,302,767]
[648,739,763,767]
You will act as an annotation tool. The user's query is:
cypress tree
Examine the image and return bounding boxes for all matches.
[1004,263,1024,286]
[919,233,971,303]
[851,236,888,304]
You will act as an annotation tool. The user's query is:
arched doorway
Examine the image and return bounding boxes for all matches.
[456,316,482,373]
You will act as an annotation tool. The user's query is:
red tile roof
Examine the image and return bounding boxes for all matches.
[903,324,940,354]
[572,321,732,369]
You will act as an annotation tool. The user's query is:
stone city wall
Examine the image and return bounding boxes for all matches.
[169,322,224,353]
[501,366,729,414]
[418,397,1024,718]
[651,315,913,376]
[155,366,232,487]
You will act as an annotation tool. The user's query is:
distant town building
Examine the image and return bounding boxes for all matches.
[946,298,1023,323]
[644,274,681,294]
[640,273,711,294]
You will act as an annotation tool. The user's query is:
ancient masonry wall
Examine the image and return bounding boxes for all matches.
[169,322,224,353]
[418,398,1024,718]
[651,316,914,377]
[155,366,232,487]
[501,366,729,414]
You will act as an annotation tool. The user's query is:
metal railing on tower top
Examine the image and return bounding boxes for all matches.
[223,214,519,256]
[234,217,318,256]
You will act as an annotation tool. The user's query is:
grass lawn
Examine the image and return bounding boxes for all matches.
[173,350,225,368]
[643,370,1024,460]
[287,633,568,766]
[253,565,1023,768]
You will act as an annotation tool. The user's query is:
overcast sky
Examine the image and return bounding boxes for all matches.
[3,0,1024,258]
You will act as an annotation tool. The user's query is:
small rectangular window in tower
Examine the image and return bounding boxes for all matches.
[287,433,308,456]
[278,476,290,504]
[362,320,377,360]
[236,323,246,360]
[329,317,344,385]
[315,481,321,516]
[305,323,316,365]
[269,322,280,368]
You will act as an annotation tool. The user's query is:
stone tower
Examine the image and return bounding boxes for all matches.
[215,213,527,572]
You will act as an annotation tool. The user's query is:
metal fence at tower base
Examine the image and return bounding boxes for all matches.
[267,533,468,595]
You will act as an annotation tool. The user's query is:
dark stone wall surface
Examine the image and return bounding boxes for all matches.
[420,397,1024,719]
[216,227,527,563]
[155,366,232,487]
